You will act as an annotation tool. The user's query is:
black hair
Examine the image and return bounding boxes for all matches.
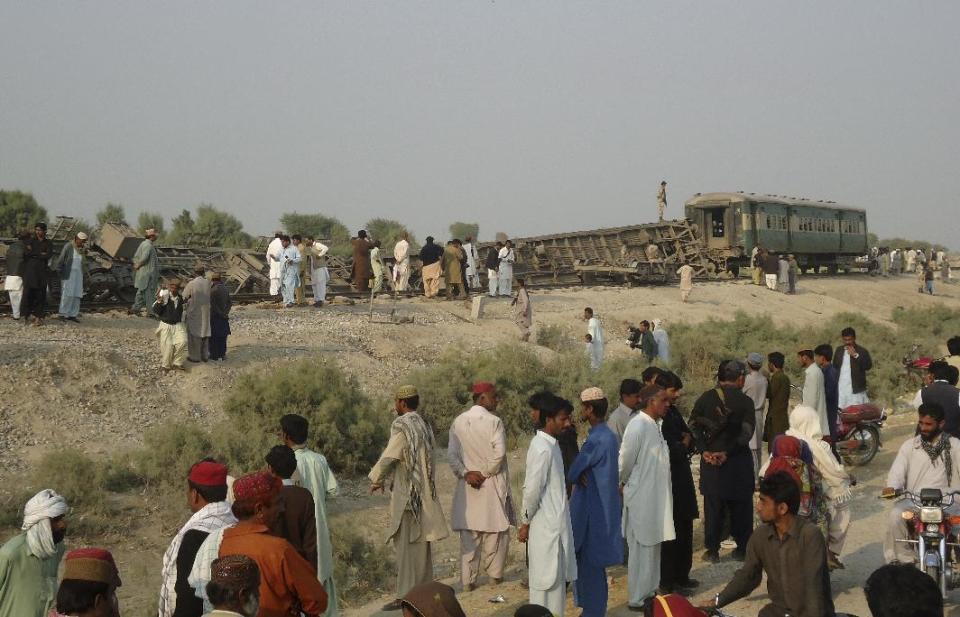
[357,229,367,238]
[864,563,942,617]
[768,351,785,369]
[583,397,609,419]
[919,402,945,423]
[400,395,420,410]
[798,349,814,361]
[948,336,960,357]
[56,579,111,614]
[717,359,747,382]
[280,234,290,242]
[619,378,642,398]
[641,366,662,383]
[425,236,434,243]
[584,307,593,316]
[841,327,856,338]
[948,366,959,387]
[558,398,574,413]
[814,344,833,360]
[528,391,558,428]
[306,235,315,241]
[640,320,650,328]
[280,414,309,444]
[929,359,951,382]
[654,370,683,391]
[265,445,297,479]
[539,396,566,427]
[759,471,801,515]
[189,480,228,503]
[291,234,302,242]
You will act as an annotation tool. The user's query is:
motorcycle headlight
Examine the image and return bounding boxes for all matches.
[927,523,942,533]
[921,507,944,523]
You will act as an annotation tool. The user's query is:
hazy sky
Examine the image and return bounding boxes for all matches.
[2,2,958,246]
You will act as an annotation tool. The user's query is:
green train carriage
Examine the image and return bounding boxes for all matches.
[684,192,868,274]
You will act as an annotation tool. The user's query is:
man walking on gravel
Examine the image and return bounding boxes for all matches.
[132,228,160,315]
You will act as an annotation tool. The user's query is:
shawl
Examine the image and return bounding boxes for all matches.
[920,433,953,483]
[158,501,237,617]
[392,411,437,523]
[187,525,233,614]
[786,404,853,504]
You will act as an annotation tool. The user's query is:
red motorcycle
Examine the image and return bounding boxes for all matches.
[834,403,886,466]
[904,342,934,377]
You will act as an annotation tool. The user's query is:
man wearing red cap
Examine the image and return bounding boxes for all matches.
[159,459,236,617]
[447,382,516,590]
[217,471,327,617]
[52,548,122,617]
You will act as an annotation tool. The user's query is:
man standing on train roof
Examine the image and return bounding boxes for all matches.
[657,181,667,221]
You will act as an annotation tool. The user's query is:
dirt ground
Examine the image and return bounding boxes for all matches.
[1,273,959,617]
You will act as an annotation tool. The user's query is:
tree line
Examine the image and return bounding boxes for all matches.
[0,190,481,254]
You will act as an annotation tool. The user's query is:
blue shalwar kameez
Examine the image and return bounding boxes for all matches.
[566,423,623,617]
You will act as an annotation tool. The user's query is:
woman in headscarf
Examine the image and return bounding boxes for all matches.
[787,404,853,570]
[652,319,670,365]
[760,435,825,526]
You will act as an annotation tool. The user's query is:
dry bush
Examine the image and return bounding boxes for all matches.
[536,323,577,353]
[330,520,396,606]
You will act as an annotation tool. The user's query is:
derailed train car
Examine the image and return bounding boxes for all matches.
[685,192,869,274]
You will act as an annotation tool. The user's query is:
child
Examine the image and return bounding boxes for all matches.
[584,334,595,368]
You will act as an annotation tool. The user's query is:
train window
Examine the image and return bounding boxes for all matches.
[766,215,772,229]
[712,210,725,237]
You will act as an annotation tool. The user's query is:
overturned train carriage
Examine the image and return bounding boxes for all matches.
[685,192,869,274]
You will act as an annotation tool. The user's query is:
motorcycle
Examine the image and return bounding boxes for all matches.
[888,487,960,598]
[903,342,934,378]
[835,403,886,466]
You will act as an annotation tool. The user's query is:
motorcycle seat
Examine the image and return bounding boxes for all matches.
[839,403,883,423]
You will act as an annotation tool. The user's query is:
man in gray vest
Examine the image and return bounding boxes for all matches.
[913,360,960,439]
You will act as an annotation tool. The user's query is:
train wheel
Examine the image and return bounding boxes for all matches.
[115,286,137,304]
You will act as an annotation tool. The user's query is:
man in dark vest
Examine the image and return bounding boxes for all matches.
[918,360,960,438]
[832,326,873,409]
[689,360,756,563]
[22,222,53,325]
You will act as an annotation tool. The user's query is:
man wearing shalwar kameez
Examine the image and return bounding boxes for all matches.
[464,236,481,289]
[266,233,283,298]
[513,279,532,341]
[55,232,87,321]
[351,231,374,293]
[447,382,516,590]
[132,228,159,314]
[619,385,675,610]
[520,396,577,616]
[832,327,872,410]
[278,236,301,308]
[0,489,69,617]
[209,272,231,361]
[497,241,515,297]
[182,267,212,362]
[393,235,411,293]
[370,241,386,294]
[567,388,622,617]
[280,414,340,616]
[585,308,604,369]
[153,279,188,372]
[369,386,449,611]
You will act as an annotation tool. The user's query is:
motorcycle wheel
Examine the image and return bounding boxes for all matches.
[925,564,941,589]
[841,425,881,466]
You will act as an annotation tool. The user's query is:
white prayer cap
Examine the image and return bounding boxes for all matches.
[580,387,605,402]
[75,232,88,241]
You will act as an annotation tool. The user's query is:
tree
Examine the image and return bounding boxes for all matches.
[96,203,127,227]
[194,204,252,248]
[0,190,48,236]
[137,212,166,238]
[448,221,480,242]
[365,218,418,252]
[165,210,195,245]
[280,212,350,244]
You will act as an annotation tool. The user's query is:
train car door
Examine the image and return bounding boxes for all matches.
[837,212,845,253]
[706,207,729,249]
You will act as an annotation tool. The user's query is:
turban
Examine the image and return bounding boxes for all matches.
[579,387,605,402]
[401,582,466,617]
[62,548,122,587]
[188,461,228,487]
[211,554,260,590]
[471,382,495,395]
[396,384,418,399]
[76,232,88,241]
[22,489,68,559]
[232,471,281,508]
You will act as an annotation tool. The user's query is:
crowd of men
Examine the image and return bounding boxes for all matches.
[5,326,960,616]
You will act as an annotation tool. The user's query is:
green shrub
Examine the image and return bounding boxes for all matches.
[135,423,216,488]
[536,323,576,353]
[330,520,395,606]
[222,359,389,475]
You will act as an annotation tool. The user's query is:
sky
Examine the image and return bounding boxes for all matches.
[1,2,958,247]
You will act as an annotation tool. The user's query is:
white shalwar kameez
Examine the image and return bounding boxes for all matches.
[523,430,577,616]
[464,242,481,288]
[279,245,301,306]
[497,247,515,296]
[619,411,674,607]
[3,274,22,319]
[266,237,283,296]
[587,316,604,369]
[393,239,411,292]
[58,251,84,318]
[310,242,330,303]
[838,350,869,409]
